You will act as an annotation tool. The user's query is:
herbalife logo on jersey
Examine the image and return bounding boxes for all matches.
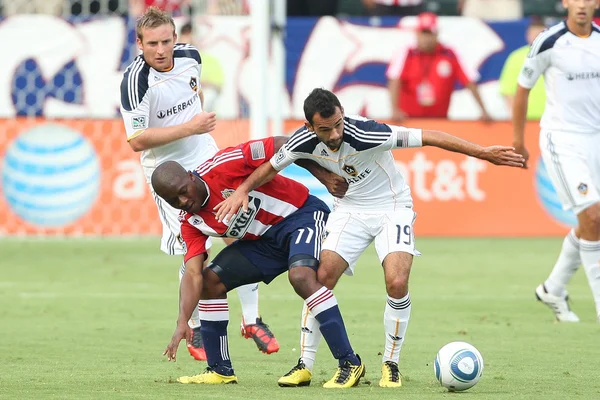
[225,196,261,238]
[566,72,600,81]
[157,94,198,119]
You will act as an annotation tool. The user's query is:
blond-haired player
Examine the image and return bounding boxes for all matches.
[119,7,279,359]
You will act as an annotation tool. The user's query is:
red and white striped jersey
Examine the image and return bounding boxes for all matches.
[181,137,310,262]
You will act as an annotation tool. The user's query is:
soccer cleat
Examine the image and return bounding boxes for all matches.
[323,355,365,388]
[187,327,207,361]
[535,284,580,322]
[278,359,312,387]
[177,367,238,384]
[379,361,402,388]
[241,317,280,354]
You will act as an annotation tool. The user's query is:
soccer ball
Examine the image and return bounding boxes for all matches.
[434,341,484,392]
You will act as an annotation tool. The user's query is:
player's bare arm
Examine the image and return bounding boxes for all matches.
[164,253,205,361]
[295,159,348,198]
[129,112,217,152]
[465,82,492,122]
[511,84,531,168]
[422,130,525,167]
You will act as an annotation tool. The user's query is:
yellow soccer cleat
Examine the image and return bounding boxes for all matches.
[177,368,238,384]
[379,361,402,388]
[278,359,312,387]
[323,355,365,389]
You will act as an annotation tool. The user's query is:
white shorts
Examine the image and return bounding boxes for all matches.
[151,189,212,256]
[540,130,600,215]
[322,209,421,276]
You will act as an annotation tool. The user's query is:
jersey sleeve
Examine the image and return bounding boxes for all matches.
[270,127,316,171]
[239,137,276,169]
[119,58,151,141]
[343,115,422,152]
[517,34,552,89]
[181,218,209,263]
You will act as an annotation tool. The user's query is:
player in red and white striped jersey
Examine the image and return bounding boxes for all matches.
[154,136,365,388]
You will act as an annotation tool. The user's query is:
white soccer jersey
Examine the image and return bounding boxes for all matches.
[120,44,218,181]
[518,21,600,134]
[271,115,422,212]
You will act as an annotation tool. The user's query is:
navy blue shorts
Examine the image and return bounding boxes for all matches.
[208,195,329,289]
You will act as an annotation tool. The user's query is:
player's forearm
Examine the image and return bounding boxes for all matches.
[422,130,484,159]
[176,258,204,326]
[129,123,194,152]
[238,162,279,194]
[512,85,530,147]
[295,159,329,182]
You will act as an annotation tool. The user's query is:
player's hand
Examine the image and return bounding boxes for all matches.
[479,111,493,123]
[188,112,217,134]
[163,322,190,361]
[512,144,530,169]
[320,172,349,198]
[214,190,249,223]
[480,146,526,168]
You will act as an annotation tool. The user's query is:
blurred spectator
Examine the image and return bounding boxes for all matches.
[287,0,338,16]
[458,0,523,21]
[179,22,225,112]
[362,0,424,16]
[68,0,127,15]
[129,0,189,16]
[499,16,546,120]
[386,12,490,120]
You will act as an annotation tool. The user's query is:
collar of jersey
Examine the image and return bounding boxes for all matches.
[193,171,211,209]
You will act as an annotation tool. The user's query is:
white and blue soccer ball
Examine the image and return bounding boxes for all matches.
[434,341,484,392]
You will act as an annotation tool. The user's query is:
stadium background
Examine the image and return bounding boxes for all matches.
[0,0,587,237]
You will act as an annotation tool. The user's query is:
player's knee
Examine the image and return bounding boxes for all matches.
[578,203,600,238]
[317,267,338,290]
[385,275,409,298]
[288,266,318,299]
[200,267,227,298]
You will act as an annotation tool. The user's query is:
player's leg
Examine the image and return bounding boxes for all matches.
[279,211,372,387]
[374,209,420,388]
[283,201,365,388]
[220,236,279,355]
[177,243,266,385]
[537,131,597,321]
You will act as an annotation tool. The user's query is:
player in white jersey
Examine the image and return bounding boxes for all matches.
[513,0,600,323]
[214,88,524,388]
[119,7,279,360]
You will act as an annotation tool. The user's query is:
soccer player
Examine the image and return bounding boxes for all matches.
[156,137,365,388]
[512,0,600,322]
[119,6,278,360]
[214,88,525,388]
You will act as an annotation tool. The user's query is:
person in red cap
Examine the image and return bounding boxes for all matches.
[386,12,491,121]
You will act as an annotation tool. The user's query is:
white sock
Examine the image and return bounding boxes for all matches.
[545,230,581,297]
[382,293,411,365]
[179,261,201,329]
[299,303,322,371]
[237,283,260,325]
[579,239,600,316]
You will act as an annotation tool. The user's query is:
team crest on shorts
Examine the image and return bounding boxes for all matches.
[342,164,357,176]
[221,188,235,199]
[578,183,588,195]
[189,76,198,92]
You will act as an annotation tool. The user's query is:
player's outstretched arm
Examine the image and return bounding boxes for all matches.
[295,159,348,198]
[129,112,217,152]
[511,85,531,168]
[163,254,205,361]
[422,130,525,167]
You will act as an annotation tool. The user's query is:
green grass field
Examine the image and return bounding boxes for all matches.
[1,238,600,399]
